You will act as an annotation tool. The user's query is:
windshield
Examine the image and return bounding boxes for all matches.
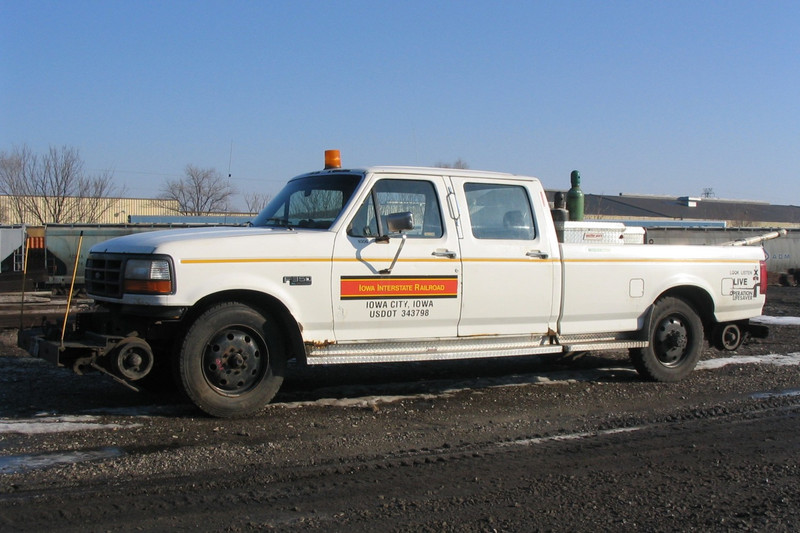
[253,173,362,229]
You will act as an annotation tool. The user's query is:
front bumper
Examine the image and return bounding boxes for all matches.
[18,326,122,371]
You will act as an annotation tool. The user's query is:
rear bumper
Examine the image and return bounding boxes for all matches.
[745,321,769,340]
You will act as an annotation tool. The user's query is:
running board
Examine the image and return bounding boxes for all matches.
[306,335,648,365]
[562,340,649,352]
[307,335,561,365]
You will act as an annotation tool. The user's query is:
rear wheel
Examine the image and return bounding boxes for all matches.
[631,296,704,382]
[712,322,744,351]
[178,302,286,417]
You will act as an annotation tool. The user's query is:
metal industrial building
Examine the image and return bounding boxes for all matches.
[548,191,800,228]
[0,196,180,225]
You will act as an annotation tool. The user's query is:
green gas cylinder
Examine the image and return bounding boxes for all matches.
[566,170,584,221]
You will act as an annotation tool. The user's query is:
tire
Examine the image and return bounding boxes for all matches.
[630,296,704,382]
[711,322,744,351]
[178,302,286,417]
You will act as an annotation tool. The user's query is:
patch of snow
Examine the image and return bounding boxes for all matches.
[0,415,136,435]
[751,389,800,400]
[0,447,123,474]
[503,426,642,447]
[698,353,800,370]
[81,404,195,417]
[750,315,800,326]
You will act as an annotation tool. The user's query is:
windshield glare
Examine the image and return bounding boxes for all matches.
[253,174,362,229]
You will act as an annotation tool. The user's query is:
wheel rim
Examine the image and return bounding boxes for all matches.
[202,326,268,396]
[653,315,691,367]
[113,338,154,381]
[720,324,742,351]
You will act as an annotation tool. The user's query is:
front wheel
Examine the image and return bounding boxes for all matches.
[178,302,286,417]
[630,296,704,382]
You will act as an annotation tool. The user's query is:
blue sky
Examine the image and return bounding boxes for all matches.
[2,1,798,209]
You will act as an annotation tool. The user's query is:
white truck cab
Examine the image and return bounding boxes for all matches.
[20,152,771,417]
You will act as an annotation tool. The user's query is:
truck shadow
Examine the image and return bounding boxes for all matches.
[0,351,640,418]
[0,355,188,418]
[276,351,640,404]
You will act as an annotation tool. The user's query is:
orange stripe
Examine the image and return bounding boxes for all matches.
[181,257,755,266]
[181,257,459,264]
[341,277,458,299]
[561,258,757,264]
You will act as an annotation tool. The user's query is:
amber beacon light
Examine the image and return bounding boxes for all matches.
[324,149,341,169]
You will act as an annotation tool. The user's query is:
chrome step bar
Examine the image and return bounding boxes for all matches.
[306,333,647,365]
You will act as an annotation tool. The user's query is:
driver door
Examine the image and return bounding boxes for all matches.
[331,173,462,341]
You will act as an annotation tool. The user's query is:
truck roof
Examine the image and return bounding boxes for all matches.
[293,165,540,183]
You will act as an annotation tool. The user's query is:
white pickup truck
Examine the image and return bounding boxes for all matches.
[20,153,770,417]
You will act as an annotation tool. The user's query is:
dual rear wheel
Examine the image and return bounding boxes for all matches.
[631,297,704,382]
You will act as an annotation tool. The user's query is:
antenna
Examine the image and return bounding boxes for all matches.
[227,141,233,178]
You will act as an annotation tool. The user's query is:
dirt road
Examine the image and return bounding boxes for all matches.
[1,287,799,531]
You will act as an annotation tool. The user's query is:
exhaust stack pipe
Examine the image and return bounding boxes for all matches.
[723,229,787,246]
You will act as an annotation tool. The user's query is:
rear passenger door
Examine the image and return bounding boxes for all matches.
[449,177,558,336]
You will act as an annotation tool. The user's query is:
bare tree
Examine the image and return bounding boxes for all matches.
[434,158,469,169]
[158,165,235,215]
[0,144,32,223]
[244,192,272,215]
[0,144,121,224]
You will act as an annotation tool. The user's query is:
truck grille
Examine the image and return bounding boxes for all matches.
[85,254,124,298]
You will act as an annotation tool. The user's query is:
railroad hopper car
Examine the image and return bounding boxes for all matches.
[1,224,233,291]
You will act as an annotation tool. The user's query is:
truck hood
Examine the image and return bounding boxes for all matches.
[90,226,304,255]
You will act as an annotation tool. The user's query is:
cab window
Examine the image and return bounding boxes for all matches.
[464,183,536,240]
[348,179,443,238]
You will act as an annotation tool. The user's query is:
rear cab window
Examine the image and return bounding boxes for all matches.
[463,183,536,240]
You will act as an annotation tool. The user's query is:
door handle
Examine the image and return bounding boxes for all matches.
[526,250,549,259]
[432,249,458,259]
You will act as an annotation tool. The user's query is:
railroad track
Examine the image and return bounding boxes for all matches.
[0,293,89,329]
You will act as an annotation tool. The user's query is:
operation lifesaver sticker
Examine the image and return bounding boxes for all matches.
[340,276,458,300]
[722,268,760,300]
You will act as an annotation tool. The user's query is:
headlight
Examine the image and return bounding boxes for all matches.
[124,258,173,294]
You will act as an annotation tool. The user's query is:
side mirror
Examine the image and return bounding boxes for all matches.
[386,211,414,234]
[377,212,414,275]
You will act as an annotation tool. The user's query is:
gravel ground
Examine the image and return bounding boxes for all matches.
[0,286,798,531]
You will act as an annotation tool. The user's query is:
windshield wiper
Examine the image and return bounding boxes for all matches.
[264,217,293,229]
